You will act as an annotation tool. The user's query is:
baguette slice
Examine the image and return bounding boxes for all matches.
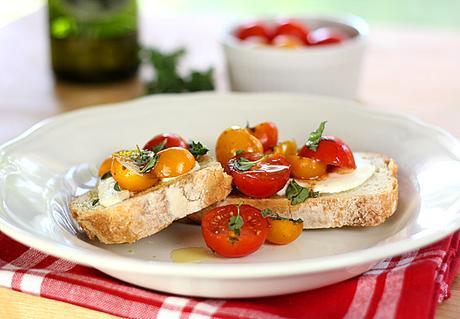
[70,156,232,244]
[186,153,398,229]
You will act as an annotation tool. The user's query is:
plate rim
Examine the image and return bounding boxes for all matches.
[1,92,460,279]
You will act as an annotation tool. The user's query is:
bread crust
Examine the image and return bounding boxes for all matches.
[70,158,232,244]
[186,153,399,229]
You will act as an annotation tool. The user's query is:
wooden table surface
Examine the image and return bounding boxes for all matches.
[1,8,460,319]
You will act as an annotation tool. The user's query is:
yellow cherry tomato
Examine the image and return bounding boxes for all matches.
[288,155,327,180]
[111,157,158,192]
[98,157,113,177]
[273,140,297,157]
[215,126,264,167]
[266,219,304,245]
[272,35,304,49]
[153,147,196,179]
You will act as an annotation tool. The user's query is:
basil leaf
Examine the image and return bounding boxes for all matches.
[140,154,159,173]
[114,182,121,192]
[234,156,265,171]
[306,121,327,151]
[286,180,319,205]
[228,205,244,236]
[189,141,209,158]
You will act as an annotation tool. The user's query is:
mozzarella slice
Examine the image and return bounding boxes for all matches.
[295,154,375,194]
[97,177,130,207]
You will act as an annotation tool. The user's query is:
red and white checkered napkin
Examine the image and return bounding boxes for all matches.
[1,231,459,319]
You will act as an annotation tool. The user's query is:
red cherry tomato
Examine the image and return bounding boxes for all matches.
[273,20,309,44]
[143,133,188,151]
[307,28,346,46]
[236,23,272,42]
[299,135,356,169]
[227,152,291,198]
[250,121,278,151]
[201,204,269,258]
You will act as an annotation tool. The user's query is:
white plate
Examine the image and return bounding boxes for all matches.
[1,93,460,298]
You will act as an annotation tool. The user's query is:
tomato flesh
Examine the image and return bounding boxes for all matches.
[236,23,272,42]
[250,121,278,151]
[227,152,291,198]
[299,135,356,169]
[201,204,269,258]
[274,20,309,44]
[143,133,188,151]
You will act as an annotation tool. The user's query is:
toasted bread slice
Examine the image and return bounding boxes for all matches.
[185,153,398,228]
[70,156,232,244]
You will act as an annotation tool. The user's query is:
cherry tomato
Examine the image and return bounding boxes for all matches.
[287,154,328,180]
[98,157,113,177]
[299,135,356,169]
[143,133,188,151]
[273,140,297,157]
[266,219,303,245]
[307,28,345,46]
[215,127,264,167]
[201,204,269,258]
[111,156,158,192]
[273,20,309,44]
[227,152,291,198]
[236,22,272,42]
[272,35,304,49]
[250,121,278,151]
[153,147,196,179]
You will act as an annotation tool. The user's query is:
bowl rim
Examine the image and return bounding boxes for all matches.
[220,14,369,53]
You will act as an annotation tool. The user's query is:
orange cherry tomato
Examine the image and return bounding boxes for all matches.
[201,204,269,258]
[111,156,158,192]
[153,147,196,179]
[249,121,278,151]
[288,154,328,180]
[98,157,113,177]
[272,34,304,49]
[273,140,297,157]
[215,127,264,167]
[266,219,304,245]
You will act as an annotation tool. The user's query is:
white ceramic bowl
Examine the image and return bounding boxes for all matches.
[221,16,369,99]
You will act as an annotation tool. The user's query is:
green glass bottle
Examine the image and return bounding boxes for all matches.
[48,0,139,83]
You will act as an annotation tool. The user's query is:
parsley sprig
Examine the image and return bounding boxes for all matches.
[261,208,303,223]
[229,204,244,236]
[234,155,266,171]
[286,180,319,205]
[306,121,327,151]
[189,141,209,159]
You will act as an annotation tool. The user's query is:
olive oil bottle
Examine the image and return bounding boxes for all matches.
[48,0,139,82]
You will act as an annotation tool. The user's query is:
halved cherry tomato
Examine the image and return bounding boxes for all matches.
[273,20,309,44]
[153,147,196,179]
[227,152,291,198]
[266,219,303,245]
[307,27,345,46]
[287,154,328,180]
[143,133,188,151]
[111,155,158,192]
[215,127,264,167]
[98,157,113,177]
[236,23,272,42]
[273,140,297,157]
[272,34,304,49]
[201,204,269,258]
[299,135,356,169]
[249,121,278,151]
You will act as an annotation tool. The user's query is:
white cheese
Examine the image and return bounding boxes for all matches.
[295,154,375,194]
[160,161,201,182]
[97,177,130,207]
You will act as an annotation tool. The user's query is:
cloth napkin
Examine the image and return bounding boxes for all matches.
[1,231,459,319]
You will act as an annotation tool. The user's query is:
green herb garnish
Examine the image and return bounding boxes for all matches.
[235,149,244,155]
[101,171,112,180]
[150,139,167,153]
[261,208,303,223]
[234,156,266,171]
[140,154,159,173]
[306,121,327,151]
[286,180,319,205]
[92,198,99,206]
[229,204,244,236]
[114,182,121,192]
[131,146,159,173]
[189,141,209,158]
